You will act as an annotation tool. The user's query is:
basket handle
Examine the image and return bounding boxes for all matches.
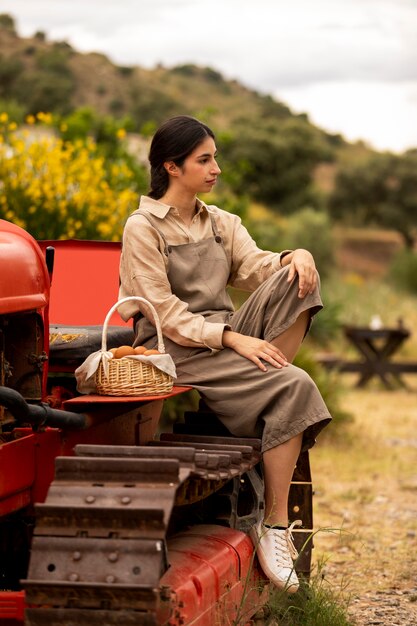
[101,296,166,354]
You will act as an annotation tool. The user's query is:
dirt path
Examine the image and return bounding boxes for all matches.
[311,376,417,625]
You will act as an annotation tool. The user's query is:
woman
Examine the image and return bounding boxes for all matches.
[118,115,332,593]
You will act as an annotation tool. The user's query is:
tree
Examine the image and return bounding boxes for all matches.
[0,14,16,34]
[330,152,417,249]
[388,150,417,248]
[0,55,24,96]
[12,71,74,115]
[218,117,333,213]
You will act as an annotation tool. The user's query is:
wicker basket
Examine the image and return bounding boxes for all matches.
[95,296,173,396]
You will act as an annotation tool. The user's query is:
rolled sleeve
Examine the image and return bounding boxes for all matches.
[131,275,229,350]
[202,322,230,351]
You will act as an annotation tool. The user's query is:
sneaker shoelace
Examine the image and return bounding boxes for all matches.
[269,519,302,566]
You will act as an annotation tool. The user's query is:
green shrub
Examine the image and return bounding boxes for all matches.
[285,208,335,278]
[55,108,136,158]
[202,66,224,83]
[53,41,74,54]
[0,98,25,123]
[389,249,417,294]
[245,217,284,253]
[172,64,198,77]
[117,66,134,77]
[24,45,36,56]
[220,118,331,212]
[308,295,343,345]
[36,49,72,75]
[130,88,178,128]
[12,71,74,115]
[109,98,125,114]
[0,55,24,92]
[56,106,97,140]
[0,13,16,33]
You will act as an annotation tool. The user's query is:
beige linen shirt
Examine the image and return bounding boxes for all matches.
[118,195,287,351]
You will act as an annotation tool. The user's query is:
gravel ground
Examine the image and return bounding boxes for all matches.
[348,588,417,625]
[311,380,417,626]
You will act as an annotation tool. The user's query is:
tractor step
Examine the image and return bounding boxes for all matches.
[23,437,263,625]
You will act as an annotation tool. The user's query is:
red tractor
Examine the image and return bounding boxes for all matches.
[0,219,313,625]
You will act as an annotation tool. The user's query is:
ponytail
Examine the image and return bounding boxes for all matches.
[148,165,169,200]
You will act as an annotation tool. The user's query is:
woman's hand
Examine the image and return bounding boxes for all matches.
[284,249,318,298]
[222,330,288,372]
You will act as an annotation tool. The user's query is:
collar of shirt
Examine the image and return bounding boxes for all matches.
[138,195,209,219]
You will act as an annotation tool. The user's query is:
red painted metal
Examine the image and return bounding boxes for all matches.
[30,429,66,504]
[37,240,126,326]
[0,429,64,515]
[0,219,51,395]
[0,528,264,626]
[0,228,264,625]
[0,591,25,621]
[161,525,266,625]
[0,433,36,516]
[62,386,193,409]
[0,490,32,519]
[0,221,49,316]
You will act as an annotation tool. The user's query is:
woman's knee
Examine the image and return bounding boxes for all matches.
[287,364,318,391]
[273,265,321,292]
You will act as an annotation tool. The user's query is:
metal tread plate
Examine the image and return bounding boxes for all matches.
[23,436,263,622]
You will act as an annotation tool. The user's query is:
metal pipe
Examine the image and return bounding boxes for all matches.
[0,386,87,429]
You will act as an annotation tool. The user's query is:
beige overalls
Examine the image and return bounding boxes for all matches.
[134,211,332,453]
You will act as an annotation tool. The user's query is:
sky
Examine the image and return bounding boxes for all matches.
[2,0,417,152]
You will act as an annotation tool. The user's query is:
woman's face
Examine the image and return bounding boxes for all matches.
[171,136,221,194]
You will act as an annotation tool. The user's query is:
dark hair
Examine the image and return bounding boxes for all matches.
[148,115,215,199]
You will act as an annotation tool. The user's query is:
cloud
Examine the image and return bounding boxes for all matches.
[2,0,417,150]
[278,80,417,152]
[4,0,417,90]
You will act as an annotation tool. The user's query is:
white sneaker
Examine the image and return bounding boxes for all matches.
[249,519,302,593]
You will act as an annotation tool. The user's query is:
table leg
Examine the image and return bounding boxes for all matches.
[350,337,407,389]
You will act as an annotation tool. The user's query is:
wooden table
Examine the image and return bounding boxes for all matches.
[343,326,412,389]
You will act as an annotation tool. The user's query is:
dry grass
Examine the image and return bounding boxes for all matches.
[311,377,417,617]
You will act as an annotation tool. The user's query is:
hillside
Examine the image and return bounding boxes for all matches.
[4,13,414,250]
[0,15,343,143]
[333,227,403,278]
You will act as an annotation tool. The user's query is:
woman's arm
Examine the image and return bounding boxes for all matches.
[279,249,318,298]
[223,211,317,294]
[222,330,288,372]
[223,246,318,370]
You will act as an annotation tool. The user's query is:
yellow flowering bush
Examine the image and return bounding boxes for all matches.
[0,113,145,240]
